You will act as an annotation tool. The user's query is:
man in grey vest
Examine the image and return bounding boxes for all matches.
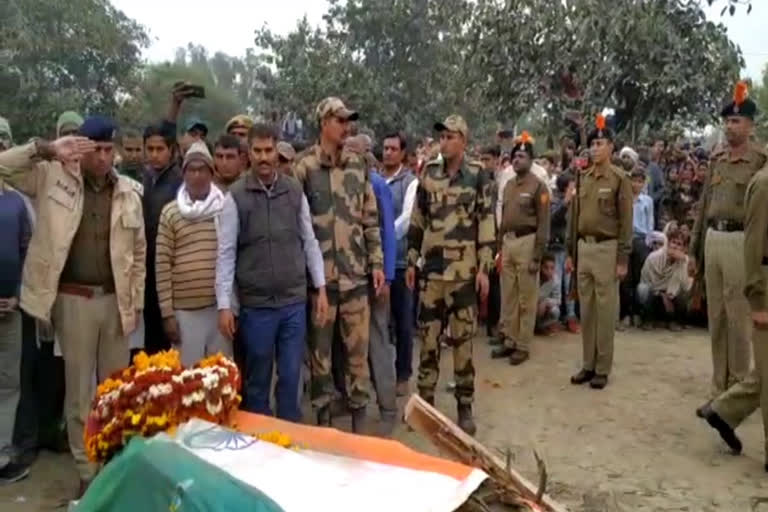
[381,131,418,396]
[216,123,328,422]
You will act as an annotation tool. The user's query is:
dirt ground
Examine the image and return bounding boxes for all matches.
[3,327,768,511]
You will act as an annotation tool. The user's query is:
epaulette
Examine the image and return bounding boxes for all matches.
[295,144,316,162]
[609,164,629,179]
[117,175,144,197]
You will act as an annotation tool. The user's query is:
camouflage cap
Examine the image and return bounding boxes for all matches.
[276,141,296,161]
[315,97,359,122]
[434,114,468,139]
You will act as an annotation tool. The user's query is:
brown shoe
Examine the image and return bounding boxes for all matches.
[566,318,581,334]
[508,349,530,366]
[396,380,409,397]
[570,369,595,385]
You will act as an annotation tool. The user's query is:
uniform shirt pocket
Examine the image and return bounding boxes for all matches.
[517,192,535,217]
[47,185,76,211]
[597,187,616,216]
[121,206,142,229]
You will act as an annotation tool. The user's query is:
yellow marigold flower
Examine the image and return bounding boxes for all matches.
[131,413,142,426]
[257,431,292,448]
[97,378,123,395]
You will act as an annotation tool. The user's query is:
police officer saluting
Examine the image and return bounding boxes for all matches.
[690,81,768,397]
[567,115,633,390]
[492,132,550,365]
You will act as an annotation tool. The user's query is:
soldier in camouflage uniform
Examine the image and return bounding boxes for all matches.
[406,115,495,435]
[292,97,385,433]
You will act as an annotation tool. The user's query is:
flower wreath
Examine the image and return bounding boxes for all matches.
[85,350,242,463]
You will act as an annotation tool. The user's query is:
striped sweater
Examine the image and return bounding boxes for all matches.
[155,201,218,318]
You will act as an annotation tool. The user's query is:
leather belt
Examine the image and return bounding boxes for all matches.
[503,226,537,239]
[59,283,115,298]
[708,219,743,232]
[579,235,616,244]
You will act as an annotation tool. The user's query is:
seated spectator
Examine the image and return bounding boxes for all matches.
[535,254,561,335]
[637,227,693,331]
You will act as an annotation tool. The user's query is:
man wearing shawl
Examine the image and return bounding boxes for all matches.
[637,227,692,331]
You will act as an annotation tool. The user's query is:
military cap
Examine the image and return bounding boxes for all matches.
[185,117,208,136]
[315,97,359,122]
[276,141,296,161]
[510,131,535,158]
[79,116,117,142]
[434,114,468,139]
[721,81,757,120]
[586,113,614,147]
[225,114,254,133]
[57,111,84,138]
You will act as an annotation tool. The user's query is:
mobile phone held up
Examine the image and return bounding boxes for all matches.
[185,85,205,99]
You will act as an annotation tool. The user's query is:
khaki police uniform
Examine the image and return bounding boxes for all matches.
[568,162,633,376]
[711,166,768,459]
[690,144,767,395]
[499,171,550,354]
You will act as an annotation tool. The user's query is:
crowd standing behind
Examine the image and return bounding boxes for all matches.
[0,80,767,497]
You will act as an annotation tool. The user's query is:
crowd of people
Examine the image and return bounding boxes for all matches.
[0,79,767,500]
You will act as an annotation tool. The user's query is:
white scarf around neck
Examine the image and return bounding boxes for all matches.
[176,183,225,221]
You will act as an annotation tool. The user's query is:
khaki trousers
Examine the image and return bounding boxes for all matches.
[705,229,751,396]
[53,291,129,480]
[577,238,618,375]
[712,266,768,458]
[500,233,539,352]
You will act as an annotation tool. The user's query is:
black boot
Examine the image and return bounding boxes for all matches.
[589,374,608,389]
[570,369,595,385]
[509,349,529,366]
[457,404,476,436]
[351,407,368,435]
[316,405,331,427]
[699,405,742,454]
[491,346,515,359]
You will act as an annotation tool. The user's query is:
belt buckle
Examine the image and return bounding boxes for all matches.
[585,236,596,244]
[715,220,727,231]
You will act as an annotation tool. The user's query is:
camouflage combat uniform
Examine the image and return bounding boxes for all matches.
[293,144,383,410]
[407,157,495,404]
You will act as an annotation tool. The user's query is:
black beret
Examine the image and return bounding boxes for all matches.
[79,116,117,142]
[720,98,757,120]
[510,140,534,159]
[586,126,614,147]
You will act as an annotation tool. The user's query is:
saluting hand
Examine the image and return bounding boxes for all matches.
[52,136,96,163]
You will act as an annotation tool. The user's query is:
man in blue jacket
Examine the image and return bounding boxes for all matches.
[368,166,397,435]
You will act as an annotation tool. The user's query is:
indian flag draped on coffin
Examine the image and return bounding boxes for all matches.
[76,418,487,512]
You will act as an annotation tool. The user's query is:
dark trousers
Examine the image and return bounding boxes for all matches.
[638,284,688,324]
[391,269,414,382]
[143,275,171,354]
[240,303,306,422]
[620,236,650,319]
[486,267,501,335]
[13,313,66,455]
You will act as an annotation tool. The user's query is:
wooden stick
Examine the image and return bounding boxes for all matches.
[403,395,569,512]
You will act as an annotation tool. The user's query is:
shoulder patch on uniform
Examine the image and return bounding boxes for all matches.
[609,165,628,179]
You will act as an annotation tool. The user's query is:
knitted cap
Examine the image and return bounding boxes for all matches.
[183,141,214,172]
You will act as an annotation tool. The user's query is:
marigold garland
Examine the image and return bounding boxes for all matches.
[85,350,241,463]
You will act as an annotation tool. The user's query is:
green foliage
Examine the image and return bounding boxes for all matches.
[0,0,148,140]
[255,0,745,145]
[753,65,768,141]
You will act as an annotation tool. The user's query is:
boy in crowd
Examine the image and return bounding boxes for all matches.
[536,254,561,335]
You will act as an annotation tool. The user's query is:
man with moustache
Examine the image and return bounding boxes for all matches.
[217,123,327,423]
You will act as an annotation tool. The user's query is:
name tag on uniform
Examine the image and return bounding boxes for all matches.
[444,248,462,260]
[520,192,531,198]
[599,188,612,193]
